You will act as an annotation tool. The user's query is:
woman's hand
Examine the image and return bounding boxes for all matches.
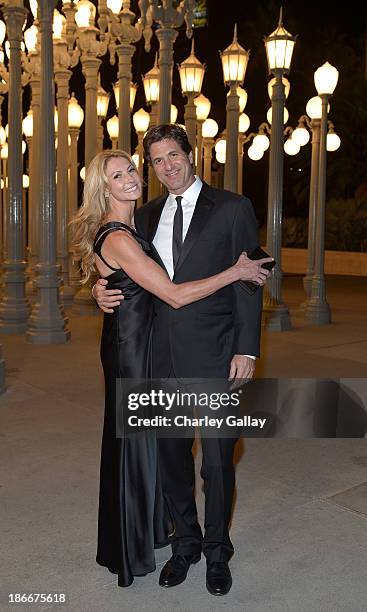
[234,252,274,285]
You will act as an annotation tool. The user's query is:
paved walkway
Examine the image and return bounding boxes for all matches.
[1,275,366,611]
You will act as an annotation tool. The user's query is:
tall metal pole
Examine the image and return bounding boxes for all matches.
[68,126,81,292]
[28,56,41,285]
[224,84,239,192]
[196,119,204,178]
[305,95,331,325]
[54,51,74,304]
[263,72,292,330]
[116,43,134,153]
[27,0,70,344]
[81,56,100,169]
[156,27,178,124]
[72,29,103,314]
[0,0,29,333]
[147,101,160,200]
[303,118,320,299]
[202,137,214,184]
[237,134,246,194]
[184,92,196,156]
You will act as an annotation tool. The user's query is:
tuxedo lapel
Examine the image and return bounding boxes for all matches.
[147,194,168,272]
[174,184,215,276]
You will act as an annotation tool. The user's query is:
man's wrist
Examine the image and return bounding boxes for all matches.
[241,354,256,360]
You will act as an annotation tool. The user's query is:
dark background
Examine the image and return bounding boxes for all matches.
[14,1,367,249]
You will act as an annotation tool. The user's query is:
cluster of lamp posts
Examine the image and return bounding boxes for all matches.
[0,1,340,357]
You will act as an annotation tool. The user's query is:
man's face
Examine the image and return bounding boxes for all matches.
[149,138,195,195]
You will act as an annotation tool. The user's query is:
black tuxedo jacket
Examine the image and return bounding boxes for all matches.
[134,181,263,378]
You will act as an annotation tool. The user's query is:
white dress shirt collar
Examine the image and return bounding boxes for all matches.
[167,175,203,205]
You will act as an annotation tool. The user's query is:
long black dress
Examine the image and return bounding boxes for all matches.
[94,222,170,587]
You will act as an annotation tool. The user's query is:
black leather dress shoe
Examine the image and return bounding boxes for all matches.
[206,561,232,596]
[159,553,201,587]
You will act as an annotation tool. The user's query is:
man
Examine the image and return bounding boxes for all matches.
[93,124,263,596]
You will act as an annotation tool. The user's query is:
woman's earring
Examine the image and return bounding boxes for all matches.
[105,192,109,202]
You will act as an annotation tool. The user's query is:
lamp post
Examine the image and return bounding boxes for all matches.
[106,0,142,153]
[0,0,30,333]
[179,39,205,157]
[202,117,218,184]
[220,24,250,193]
[53,8,75,305]
[22,110,34,292]
[107,114,119,148]
[133,107,150,207]
[263,9,296,331]
[302,98,322,300]
[72,0,107,314]
[194,94,210,178]
[23,21,42,278]
[96,76,109,150]
[143,52,159,126]
[139,0,195,124]
[305,61,339,325]
[237,111,250,194]
[143,53,161,200]
[68,94,84,293]
[75,0,107,169]
[27,0,70,343]
[0,143,8,263]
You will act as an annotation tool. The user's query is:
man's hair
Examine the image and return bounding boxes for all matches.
[143,123,192,164]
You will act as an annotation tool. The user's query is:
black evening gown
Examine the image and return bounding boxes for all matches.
[93,222,170,587]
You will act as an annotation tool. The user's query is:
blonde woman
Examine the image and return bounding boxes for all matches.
[71,149,271,588]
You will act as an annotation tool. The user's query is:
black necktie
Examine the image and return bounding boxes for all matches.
[172,195,183,269]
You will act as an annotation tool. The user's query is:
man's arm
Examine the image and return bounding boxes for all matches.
[229,197,263,382]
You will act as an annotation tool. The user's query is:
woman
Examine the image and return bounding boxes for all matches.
[71,149,270,587]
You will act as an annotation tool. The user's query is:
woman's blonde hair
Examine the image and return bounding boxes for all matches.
[70,149,137,283]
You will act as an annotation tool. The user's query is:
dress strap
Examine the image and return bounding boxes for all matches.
[93,223,134,272]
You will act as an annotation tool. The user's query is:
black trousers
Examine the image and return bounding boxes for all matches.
[157,370,239,563]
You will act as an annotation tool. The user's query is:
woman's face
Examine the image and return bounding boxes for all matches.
[105,156,142,203]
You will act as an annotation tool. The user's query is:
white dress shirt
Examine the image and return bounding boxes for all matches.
[153,176,202,279]
[152,176,255,361]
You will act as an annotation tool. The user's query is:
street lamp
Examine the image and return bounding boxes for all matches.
[74,0,107,169]
[221,23,250,192]
[143,53,159,126]
[143,54,161,200]
[202,117,218,184]
[27,0,70,343]
[107,115,119,149]
[133,108,150,157]
[113,80,137,112]
[305,61,339,325]
[106,1,143,152]
[266,105,289,125]
[179,39,205,156]
[133,107,150,207]
[263,8,296,331]
[68,94,84,294]
[139,0,195,124]
[238,112,250,194]
[236,85,248,112]
[96,77,110,150]
[326,122,341,151]
[284,136,300,155]
[194,93,211,177]
[0,0,30,334]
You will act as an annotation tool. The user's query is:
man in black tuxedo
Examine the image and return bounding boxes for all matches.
[94,124,263,596]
